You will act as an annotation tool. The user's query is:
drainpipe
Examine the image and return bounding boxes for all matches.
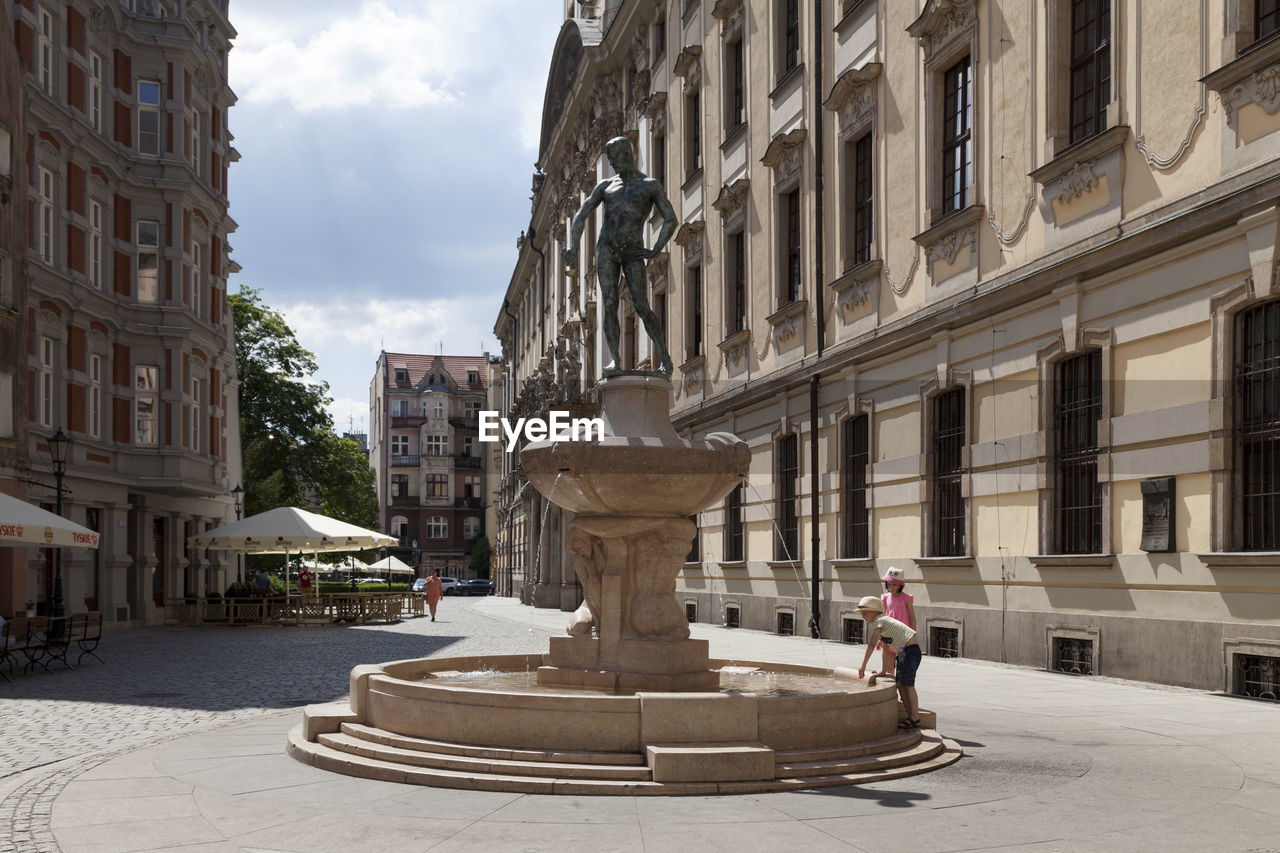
[809,0,826,640]
[528,227,547,353]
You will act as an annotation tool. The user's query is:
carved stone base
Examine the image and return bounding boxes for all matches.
[539,636,720,691]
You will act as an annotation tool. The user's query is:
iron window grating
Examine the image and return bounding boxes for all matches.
[842,617,864,645]
[1233,653,1280,701]
[776,611,794,636]
[1053,636,1094,675]
[844,415,870,558]
[1235,300,1280,550]
[724,482,745,562]
[1054,350,1103,553]
[930,626,959,658]
[725,605,740,629]
[932,388,966,557]
[685,602,697,624]
[778,433,799,560]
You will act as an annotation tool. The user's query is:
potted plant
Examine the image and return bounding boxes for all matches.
[20,600,36,617]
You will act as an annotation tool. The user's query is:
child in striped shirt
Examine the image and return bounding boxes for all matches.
[854,595,924,730]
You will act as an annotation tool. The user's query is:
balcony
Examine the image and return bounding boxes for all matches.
[454,496,483,509]
[390,455,420,467]
[449,415,480,431]
[422,452,452,467]
[391,415,428,428]
[390,493,419,507]
[455,454,482,469]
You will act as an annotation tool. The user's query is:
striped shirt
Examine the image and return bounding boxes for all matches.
[871,614,917,651]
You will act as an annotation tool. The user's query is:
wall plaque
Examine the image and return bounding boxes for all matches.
[1139,477,1175,552]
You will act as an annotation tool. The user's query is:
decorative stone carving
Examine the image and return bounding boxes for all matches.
[761,127,807,187]
[645,90,668,136]
[680,357,705,395]
[1054,161,1098,204]
[647,251,670,292]
[90,6,110,33]
[766,300,807,352]
[717,329,752,370]
[823,63,882,139]
[712,0,745,43]
[907,0,977,62]
[193,66,209,94]
[925,222,977,268]
[711,178,750,231]
[673,45,702,88]
[673,219,705,264]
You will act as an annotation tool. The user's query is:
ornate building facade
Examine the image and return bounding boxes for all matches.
[498,0,1280,694]
[368,351,490,577]
[4,0,241,623]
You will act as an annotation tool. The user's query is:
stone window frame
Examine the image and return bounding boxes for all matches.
[1208,237,1280,552]
[1035,326,1115,558]
[38,333,57,428]
[37,164,57,267]
[918,369,974,559]
[823,63,882,274]
[427,515,448,540]
[714,0,748,139]
[774,605,797,636]
[761,128,808,343]
[1046,623,1101,675]
[908,0,980,226]
[722,480,746,563]
[1043,0,1122,160]
[1221,636,1280,697]
[775,0,802,85]
[38,5,56,98]
[713,177,751,341]
[925,616,964,658]
[89,50,104,133]
[673,45,703,185]
[835,399,875,560]
[771,420,803,562]
[1222,1,1280,60]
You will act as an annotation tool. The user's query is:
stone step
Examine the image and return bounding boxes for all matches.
[775,733,946,778]
[774,730,921,764]
[340,722,645,766]
[318,731,653,781]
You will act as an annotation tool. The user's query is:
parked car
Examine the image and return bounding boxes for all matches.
[440,577,460,595]
[458,578,495,596]
[411,578,428,593]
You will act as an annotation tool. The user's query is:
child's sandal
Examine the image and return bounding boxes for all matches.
[898,718,919,730]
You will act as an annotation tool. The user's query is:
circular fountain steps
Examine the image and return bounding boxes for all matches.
[286,721,962,796]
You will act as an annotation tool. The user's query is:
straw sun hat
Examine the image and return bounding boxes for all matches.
[853,595,884,614]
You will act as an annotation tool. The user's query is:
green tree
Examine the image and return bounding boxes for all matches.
[230,287,377,531]
[469,535,492,578]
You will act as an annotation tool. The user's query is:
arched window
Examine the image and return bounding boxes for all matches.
[391,515,408,543]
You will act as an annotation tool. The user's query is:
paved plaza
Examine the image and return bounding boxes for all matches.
[1,596,1278,853]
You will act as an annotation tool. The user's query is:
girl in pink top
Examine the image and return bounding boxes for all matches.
[876,566,916,677]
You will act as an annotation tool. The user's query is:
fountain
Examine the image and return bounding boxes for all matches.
[286,137,959,793]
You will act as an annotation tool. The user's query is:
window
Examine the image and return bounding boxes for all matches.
[428,516,448,539]
[463,436,476,457]
[685,90,701,177]
[434,400,445,419]
[780,0,800,78]
[653,16,666,63]
[89,200,102,288]
[391,434,409,456]
[191,241,202,317]
[38,167,54,265]
[136,221,159,302]
[427,473,448,497]
[391,515,409,540]
[1259,0,1280,42]
[931,388,966,556]
[656,291,668,347]
[463,517,481,540]
[1069,0,1110,144]
[624,315,637,370]
[38,8,54,96]
[781,189,801,304]
[725,38,744,132]
[465,474,481,498]
[466,400,482,418]
[686,266,702,359]
[846,133,873,268]
[0,252,7,307]
[391,474,409,498]
[0,126,11,179]
[138,81,161,155]
[776,610,795,636]
[727,231,746,334]
[189,377,201,452]
[89,52,103,132]
[941,56,972,216]
[724,482,745,562]
[1235,300,1280,550]
[843,415,870,558]
[687,514,700,563]
[653,132,666,188]
[394,367,408,382]
[391,399,408,417]
[1053,350,1103,553]
[89,354,101,439]
[467,370,479,385]
[425,434,448,456]
[39,336,55,427]
[776,433,798,560]
[135,365,158,445]
[190,108,200,172]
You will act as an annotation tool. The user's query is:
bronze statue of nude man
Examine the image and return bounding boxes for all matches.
[563,136,678,376]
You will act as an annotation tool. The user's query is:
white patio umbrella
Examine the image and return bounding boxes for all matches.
[367,554,415,582]
[186,506,395,598]
[0,492,100,549]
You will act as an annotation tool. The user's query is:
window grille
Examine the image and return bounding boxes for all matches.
[1234,653,1280,701]
[685,602,697,624]
[724,482,745,562]
[932,389,965,556]
[725,605,740,629]
[1052,636,1094,675]
[843,415,869,558]
[1235,300,1280,550]
[930,626,959,658]
[777,434,799,560]
[1069,0,1111,143]
[729,231,746,334]
[1054,350,1103,553]
[842,617,864,645]
[776,611,794,636]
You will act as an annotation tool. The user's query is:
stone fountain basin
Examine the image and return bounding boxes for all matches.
[521,435,751,517]
[319,654,900,754]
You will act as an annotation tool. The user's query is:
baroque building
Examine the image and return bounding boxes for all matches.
[3,0,241,623]
[498,0,1280,696]
[368,351,490,577]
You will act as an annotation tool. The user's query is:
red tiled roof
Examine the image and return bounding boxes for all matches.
[384,352,489,391]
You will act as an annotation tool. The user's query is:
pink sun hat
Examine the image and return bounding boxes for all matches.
[880,566,906,585]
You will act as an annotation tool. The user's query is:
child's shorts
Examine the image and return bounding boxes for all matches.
[894,644,922,686]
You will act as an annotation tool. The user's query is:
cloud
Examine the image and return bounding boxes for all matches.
[232,1,495,111]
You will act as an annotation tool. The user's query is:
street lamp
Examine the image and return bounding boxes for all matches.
[47,428,72,637]
[231,483,244,583]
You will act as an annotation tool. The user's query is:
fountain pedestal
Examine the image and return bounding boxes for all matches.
[522,375,747,692]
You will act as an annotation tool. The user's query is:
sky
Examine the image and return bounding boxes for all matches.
[226,1,565,434]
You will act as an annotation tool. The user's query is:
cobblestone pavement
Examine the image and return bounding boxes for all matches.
[0,598,549,777]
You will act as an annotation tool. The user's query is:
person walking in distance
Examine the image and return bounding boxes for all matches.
[424,568,443,622]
